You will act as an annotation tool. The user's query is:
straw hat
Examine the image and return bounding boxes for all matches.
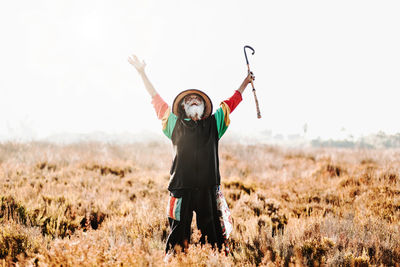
[172,89,213,119]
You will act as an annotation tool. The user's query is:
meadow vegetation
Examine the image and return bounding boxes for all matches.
[0,141,399,266]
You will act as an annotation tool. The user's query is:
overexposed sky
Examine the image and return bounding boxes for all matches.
[1,0,399,141]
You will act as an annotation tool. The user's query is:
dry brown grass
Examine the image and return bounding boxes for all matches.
[1,141,400,266]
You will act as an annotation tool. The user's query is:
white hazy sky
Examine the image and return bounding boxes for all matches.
[1,0,399,141]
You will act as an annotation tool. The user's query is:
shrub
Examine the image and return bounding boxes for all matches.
[0,196,28,224]
[0,223,41,262]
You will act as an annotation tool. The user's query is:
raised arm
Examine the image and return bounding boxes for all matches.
[128,54,158,97]
[224,72,255,112]
[128,54,177,139]
[128,54,168,118]
[215,72,255,139]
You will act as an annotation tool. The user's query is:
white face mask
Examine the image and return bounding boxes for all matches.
[182,95,205,120]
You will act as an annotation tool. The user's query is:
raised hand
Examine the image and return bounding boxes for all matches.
[237,72,255,94]
[128,54,157,97]
[128,54,146,73]
[246,71,255,84]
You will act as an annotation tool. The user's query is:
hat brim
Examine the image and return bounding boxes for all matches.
[172,89,213,119]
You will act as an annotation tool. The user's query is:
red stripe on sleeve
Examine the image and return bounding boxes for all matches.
[151,94,169,119]
[222,90,243,113]
[169,197,176,218]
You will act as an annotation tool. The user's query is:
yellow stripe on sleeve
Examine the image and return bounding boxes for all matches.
[220,102,231,127]
[162,108,171,131]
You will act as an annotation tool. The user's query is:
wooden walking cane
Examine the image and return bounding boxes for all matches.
[244,45,261,119]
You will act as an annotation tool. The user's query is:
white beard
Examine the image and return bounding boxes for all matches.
[182,101,205,120]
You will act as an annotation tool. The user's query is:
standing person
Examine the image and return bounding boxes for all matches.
[128,54,254,258]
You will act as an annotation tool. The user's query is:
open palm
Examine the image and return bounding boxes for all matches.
[128,54,146,73]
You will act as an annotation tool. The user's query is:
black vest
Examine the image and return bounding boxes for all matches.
[168,115,220,190]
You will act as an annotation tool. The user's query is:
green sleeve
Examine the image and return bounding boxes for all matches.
[162,111,178,139]
[214,104,230,139]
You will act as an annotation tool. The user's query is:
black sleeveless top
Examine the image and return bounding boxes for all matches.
[168,115,220,191]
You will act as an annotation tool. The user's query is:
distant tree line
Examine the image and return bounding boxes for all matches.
[311,132,400,149]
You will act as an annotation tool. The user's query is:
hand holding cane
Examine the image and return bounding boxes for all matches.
[244,45,261,119]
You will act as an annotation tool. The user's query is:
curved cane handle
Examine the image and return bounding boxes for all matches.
[244,46,255,65]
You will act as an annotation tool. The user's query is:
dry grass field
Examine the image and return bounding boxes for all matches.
[1,141,400,266]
